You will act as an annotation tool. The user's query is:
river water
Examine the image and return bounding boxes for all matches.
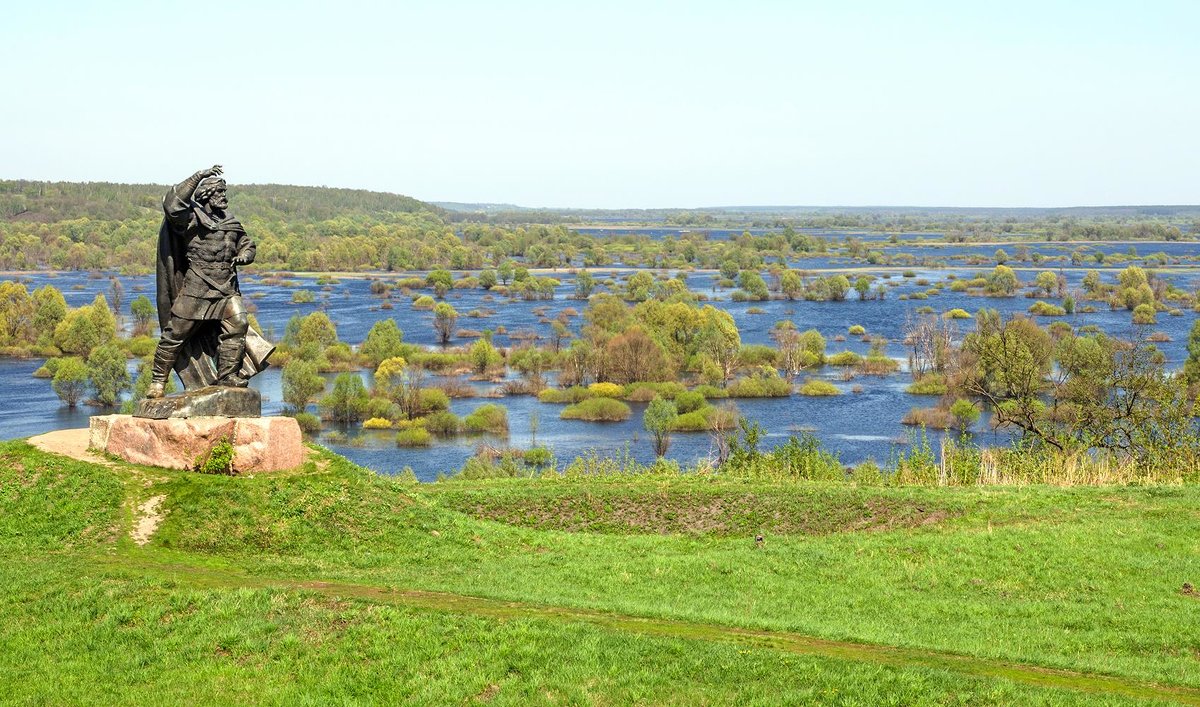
[3,239,1197,480]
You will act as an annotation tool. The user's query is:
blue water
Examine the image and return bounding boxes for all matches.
[3,250,1197,480]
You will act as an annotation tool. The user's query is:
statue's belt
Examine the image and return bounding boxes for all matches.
[188,263,237,295]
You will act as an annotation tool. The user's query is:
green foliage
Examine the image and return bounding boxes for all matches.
[433,302,458,344]
[727,368,792,397]
[293,412,322,434]
[950,398,981,431]
[643,398,678,456]
[1183,320,1200,384]
[674,390,707,414]
[463,404,509,435]
[538,386,592,404]
[319,373,370,423]
[850,459,884,486]
[561,397,632,422]
[85,343,128,407]
[53,295,117,357]
[797,378,840,396]
[426,269,453,297]
[1028,301,1066,316]
[51,356,88,408]
[1132,303,1156,325]
[826,350,862,366]
[194,437,236,475]
[737,270,769,300]
[395,428,432,447]
[417,388,451,415]
[282,358,325,412]
[360,319,404,367]
[424,411,462,435]
[984,265,1018,295]
[468,338,502,374]
[848,324,866,336]
[943,308,971,319]
[291,289,315,304]
[523,446,552,467]
[906,374,947,396]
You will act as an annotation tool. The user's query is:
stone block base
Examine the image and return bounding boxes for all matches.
[89,415,303,473]
[133,385,261,420]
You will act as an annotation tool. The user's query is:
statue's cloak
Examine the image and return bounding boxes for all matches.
[155,215,275,389]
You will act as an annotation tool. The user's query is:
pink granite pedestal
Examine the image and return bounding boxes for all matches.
[89,415,303,472]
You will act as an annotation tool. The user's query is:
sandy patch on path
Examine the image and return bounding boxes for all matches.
[28,428,113,466]
[131,495,165,546]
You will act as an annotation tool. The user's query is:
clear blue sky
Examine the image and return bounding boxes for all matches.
[1,1,1196,208]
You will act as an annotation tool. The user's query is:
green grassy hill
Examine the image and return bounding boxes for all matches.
[2,439,1198,704]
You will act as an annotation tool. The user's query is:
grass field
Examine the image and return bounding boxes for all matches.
[1,439,1198,705]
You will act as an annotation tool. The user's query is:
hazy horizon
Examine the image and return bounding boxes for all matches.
[2,1,1196,209]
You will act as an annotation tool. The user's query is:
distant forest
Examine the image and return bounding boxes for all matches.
[0,179,1195,273]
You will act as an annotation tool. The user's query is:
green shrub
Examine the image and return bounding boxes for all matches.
[1132,303,1157,324]
[622,381,685,399]
[418,388,450,414]
[826,350,862,366]
[798,378,840,396]
[424,411,462,435]
[943,308,971,319]
[851,459,884,486]
[362,417,393,430]
[587,382,624,398]
[293,412,321,434]
[691,384,728,399]
[674,390,707,414]
[848,324,866,335]
[412,294,436,310]
[194,437,235,475]
[901,406,953,429]
[396,428,432,447]
[727,369,792,397]
[463,404,509,434]
[561,397,632,421]
[538,386,591,404]
[291,289,315,304]
[906,374,948,395]
[1028,300,1066,316]
[950,398,981,430]
[738,344,777,366]
[523,446,552,467]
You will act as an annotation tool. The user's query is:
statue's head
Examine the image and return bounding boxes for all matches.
[194,177,228,210]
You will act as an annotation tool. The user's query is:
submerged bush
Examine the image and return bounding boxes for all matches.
[463,404,509,434]
[827,350,863,366]
[727,369,792,397]
[906,374,948,395]
[1028,300,1066,316]
[587,382,625,398]
[561,397,632,421]
[424,411,462,435]
[396,428,432,447]
[798,378,840,396]
[538,386,592,404]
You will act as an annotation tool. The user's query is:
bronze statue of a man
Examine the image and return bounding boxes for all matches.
[146,166,273,398]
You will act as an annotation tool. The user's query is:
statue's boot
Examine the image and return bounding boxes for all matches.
[216,311,250,387]
[146,340,179,399]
